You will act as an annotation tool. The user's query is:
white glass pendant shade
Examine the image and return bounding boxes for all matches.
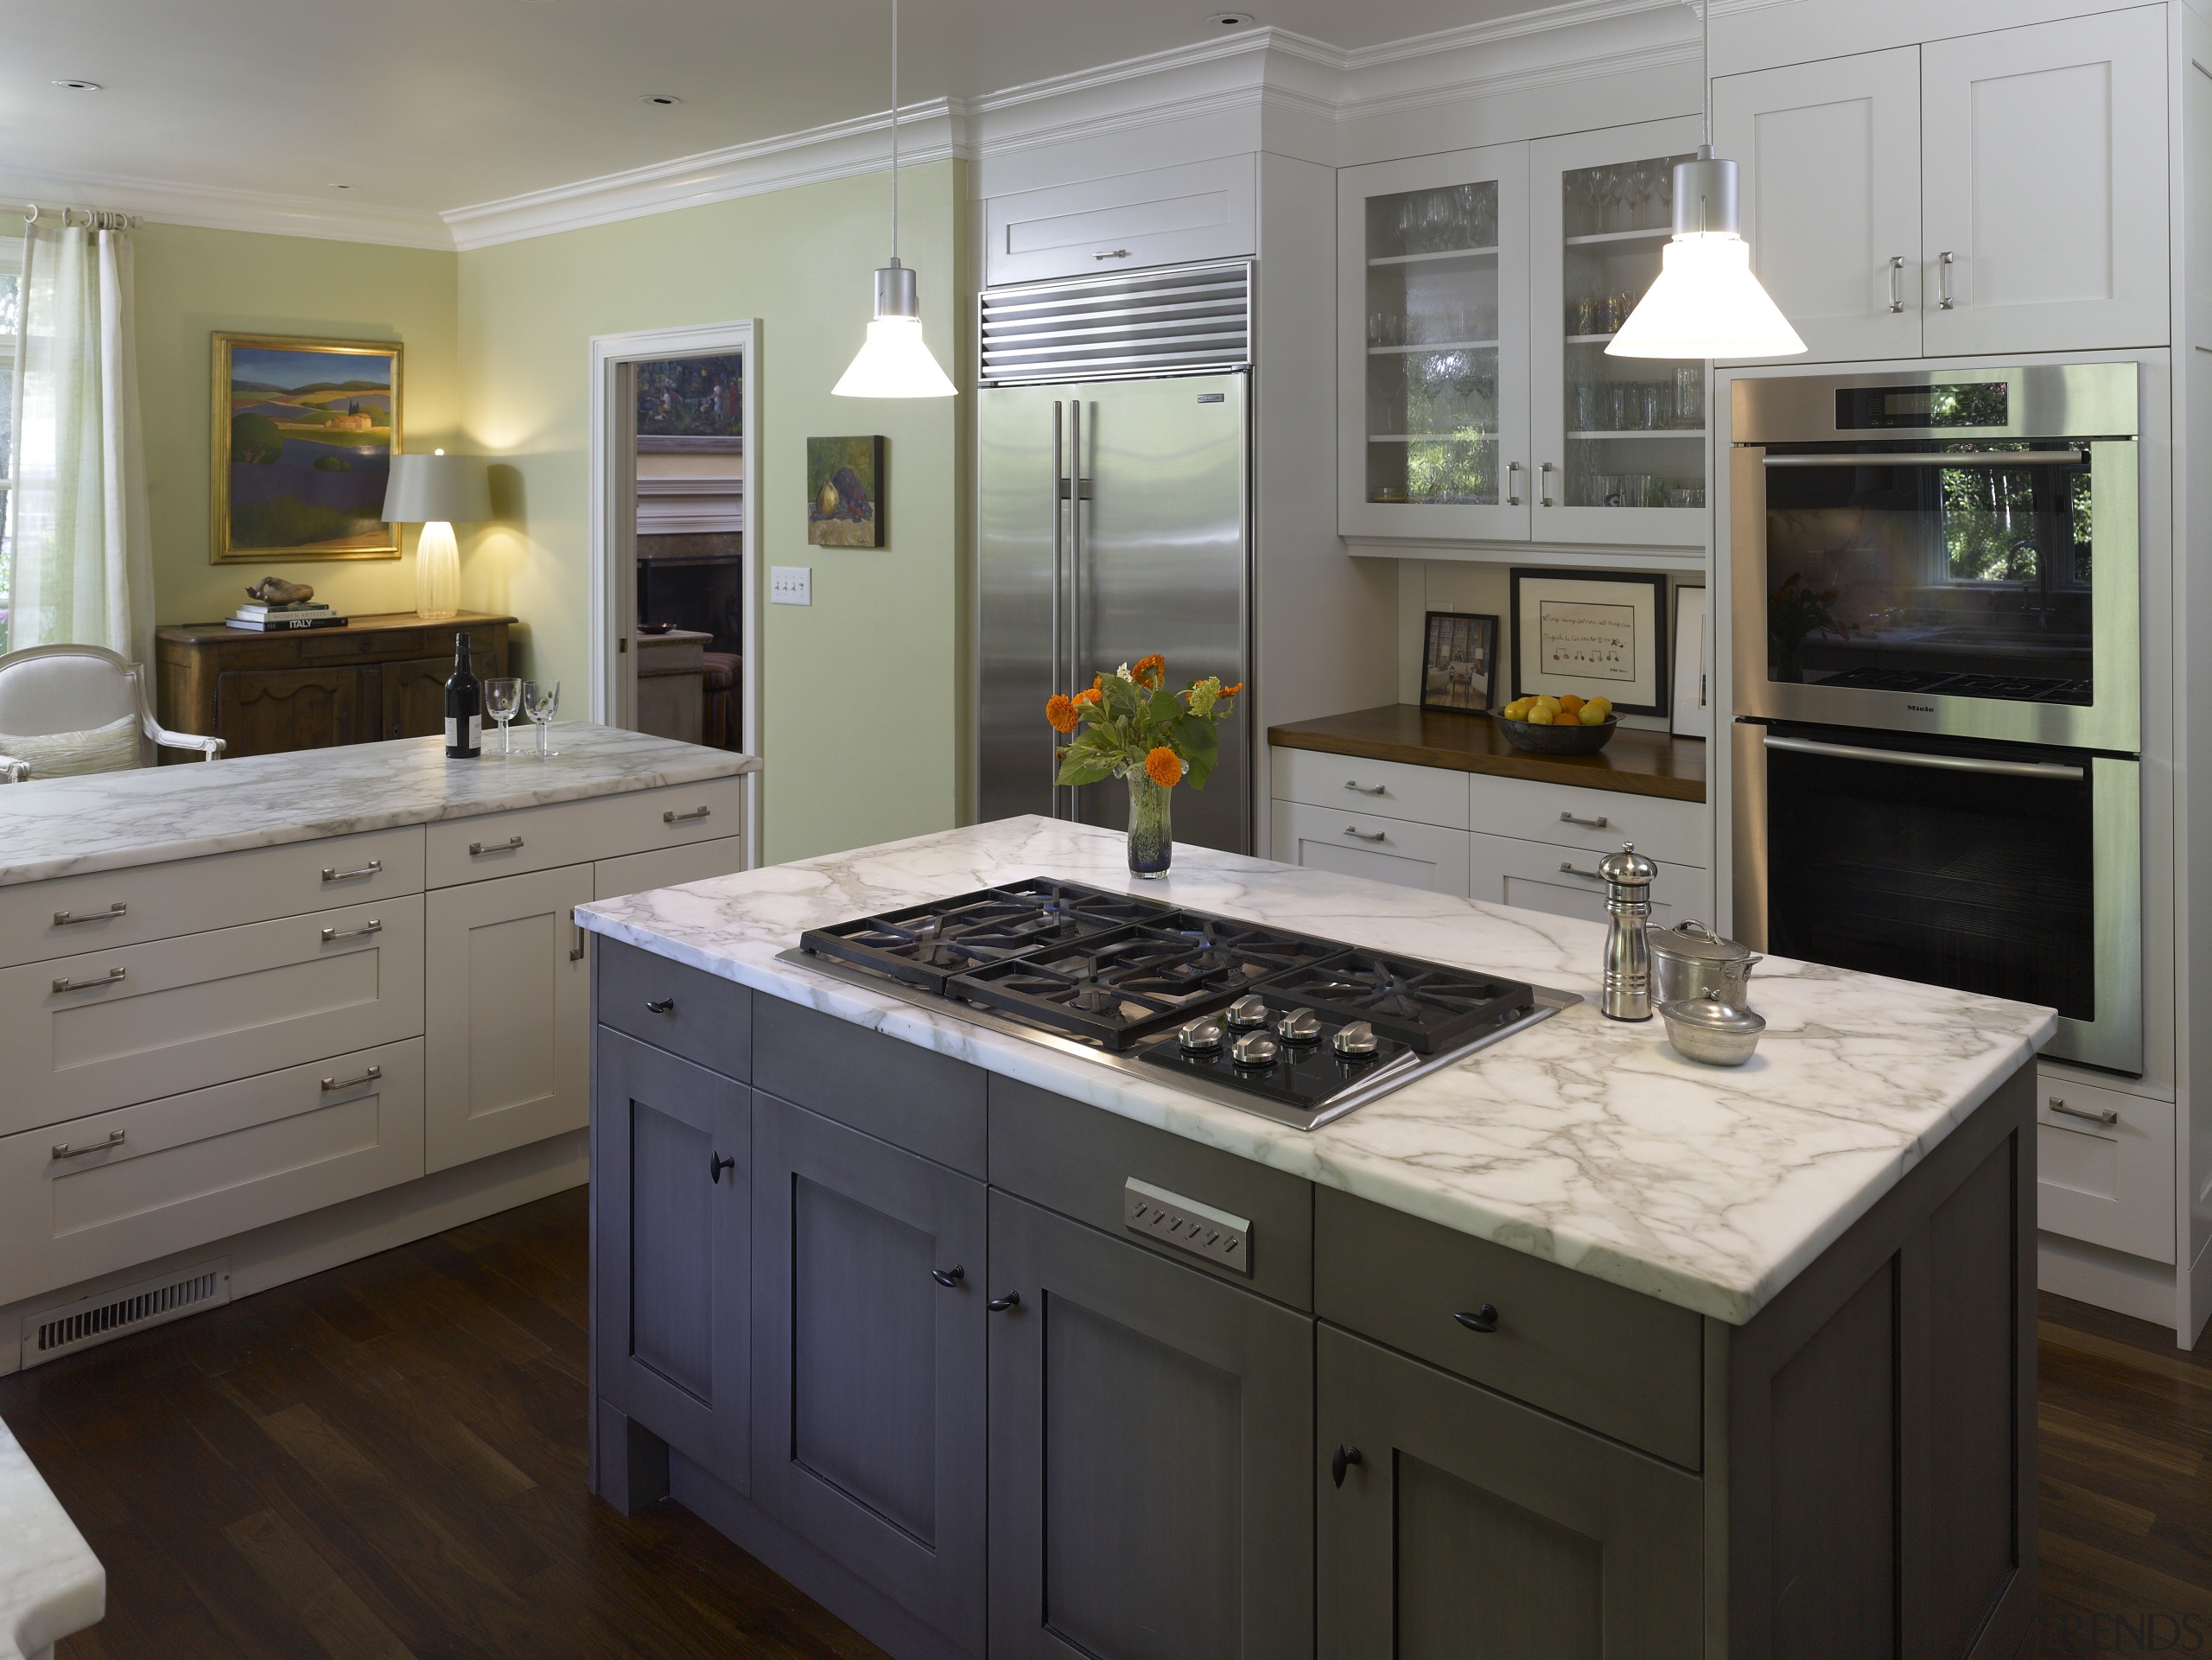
[835,312,957,398]
[414,520,461,620]
[1606,232,1806,359]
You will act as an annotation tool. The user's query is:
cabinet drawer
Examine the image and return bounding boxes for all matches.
[1314,1186,1703,1468]
[1273,800,1470,897]
[753,997,985,1177]
[0,1038,425,1307]
[1272,747,1469,829]
[985,156,1255,286]
[989,1075,1314,1309]
[2036,1069,2175,1264]
[1469,830,1708,932]
[0,826,425,970]
[597,937,751,1082]
[0,896,425,1135]
[1466,772,1706,869]
[594,834,748,901]
[425,774,748,887]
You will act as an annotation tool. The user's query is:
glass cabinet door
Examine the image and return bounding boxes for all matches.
[1530,118,1708,548]
[1338,144,1529,542]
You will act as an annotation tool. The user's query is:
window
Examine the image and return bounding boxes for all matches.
[0,233,18,653]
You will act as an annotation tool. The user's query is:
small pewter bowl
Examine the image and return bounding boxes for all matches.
[1657,998,1767,1066]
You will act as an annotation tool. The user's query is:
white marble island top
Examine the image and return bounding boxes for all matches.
[576,817,2054,1325]
[0,1415,101,1660]
[0,724,758,887]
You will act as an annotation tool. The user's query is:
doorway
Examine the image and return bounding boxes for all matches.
[588,321,760,862]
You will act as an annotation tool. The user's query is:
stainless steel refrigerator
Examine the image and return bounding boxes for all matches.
[978,372,1253,854]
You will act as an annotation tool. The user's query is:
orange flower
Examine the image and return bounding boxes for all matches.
[1144,747,1182,787]
[1092,673,1105,694]
[1046,694,1079,734]
[1220,682,1243,697]
[1074,687,1100,706]
[1133,653,1166,690]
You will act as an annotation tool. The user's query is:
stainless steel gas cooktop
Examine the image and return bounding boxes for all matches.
[779,879,1575,1130]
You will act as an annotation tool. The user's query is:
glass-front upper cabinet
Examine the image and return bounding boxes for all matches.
[1338,143,1529,541]
[1530,118,1708,549]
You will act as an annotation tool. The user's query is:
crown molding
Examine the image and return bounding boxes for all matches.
[0,166,452,250]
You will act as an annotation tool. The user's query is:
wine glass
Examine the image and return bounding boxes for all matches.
[483,677,522,756]
[521,679,561,759]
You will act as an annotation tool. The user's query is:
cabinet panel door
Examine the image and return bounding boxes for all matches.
[1339,143,1530,543]
[1467,829,1708,930]
[1317,1325,1702,1659]
[752,1094,988,1655]
[1273,798,1471,895]
[988,1190,1313,1660]
[594,1029,748,1487]
[214,665,368,756]
[423,863,591,1172]
[381,644,504,742]
[1922,8,2168,355]
[1713,48,1923,366]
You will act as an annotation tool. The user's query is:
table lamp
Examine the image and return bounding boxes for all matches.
[383,449,493,621]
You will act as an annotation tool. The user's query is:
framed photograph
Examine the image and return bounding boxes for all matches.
[1509,568,1669,716]
[1420,611,1499,713]
[1671,585,1709,739]
[807,436,887,548]
[211,334,402,563]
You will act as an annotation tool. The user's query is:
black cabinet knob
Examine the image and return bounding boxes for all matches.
[645,997,676,1014]
[988,1291,1021,1313]
[931,1264,965,1288]
[1453,1305,1499,1335]
[1331,1444,1363,1488]
[709,1153,734,1184]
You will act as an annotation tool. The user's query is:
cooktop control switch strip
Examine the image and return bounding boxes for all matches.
[1123,1178,1251,1275]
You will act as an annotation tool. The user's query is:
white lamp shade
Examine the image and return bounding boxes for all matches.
[1606,233,1808,359]
[382,453,493,524]
[833,315,957,399]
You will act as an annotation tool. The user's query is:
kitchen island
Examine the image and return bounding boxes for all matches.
[578,817,2050,1660]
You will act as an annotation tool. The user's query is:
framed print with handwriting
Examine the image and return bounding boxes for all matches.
[1509,568,1667,716]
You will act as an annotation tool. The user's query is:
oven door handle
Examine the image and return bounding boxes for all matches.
[1762,734,2084,781]
[1761,450,2087,468]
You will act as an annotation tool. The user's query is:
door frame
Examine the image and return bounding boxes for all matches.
[588,320,761,863]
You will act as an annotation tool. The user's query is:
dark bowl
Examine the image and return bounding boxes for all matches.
[1494,713,1619,754]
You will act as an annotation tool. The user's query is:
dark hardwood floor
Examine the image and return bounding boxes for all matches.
[3,1188,2206,1657]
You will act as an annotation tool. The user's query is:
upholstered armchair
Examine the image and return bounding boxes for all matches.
[0,644,225,781]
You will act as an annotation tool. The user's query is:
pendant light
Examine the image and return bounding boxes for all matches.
[1606,0,1805,359]
[834,0,957,398]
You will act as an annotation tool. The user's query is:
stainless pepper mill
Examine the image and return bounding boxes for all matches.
[1599,842,1659,1021]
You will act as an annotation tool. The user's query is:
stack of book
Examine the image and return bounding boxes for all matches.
[225,601,350,633]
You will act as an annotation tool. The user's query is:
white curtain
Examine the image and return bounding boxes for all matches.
[8,217,155,665]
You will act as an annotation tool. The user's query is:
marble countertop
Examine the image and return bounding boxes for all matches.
[0,1415,101,1660]
[0,725,759,887]
[576,817,2054,1325]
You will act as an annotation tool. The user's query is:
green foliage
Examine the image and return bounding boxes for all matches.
[231,412,284,465]
[313,455,351,473]
[231,496,380,550]
[1052,662,1239,792]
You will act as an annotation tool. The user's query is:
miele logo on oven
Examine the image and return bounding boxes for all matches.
[1905,703,1936,712]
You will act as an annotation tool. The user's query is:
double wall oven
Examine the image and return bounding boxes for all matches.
[1730,364,2142,1073]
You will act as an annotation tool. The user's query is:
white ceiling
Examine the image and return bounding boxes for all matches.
[0,0,1561,216]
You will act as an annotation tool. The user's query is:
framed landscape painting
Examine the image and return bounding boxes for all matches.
[807,436,887,549]
[211,334,403,563]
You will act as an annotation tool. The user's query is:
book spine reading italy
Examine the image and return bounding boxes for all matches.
[226,614,350,631]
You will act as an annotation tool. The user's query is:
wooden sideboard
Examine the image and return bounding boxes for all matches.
[156,611,515,759]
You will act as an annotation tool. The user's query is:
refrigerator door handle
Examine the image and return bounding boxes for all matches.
[1052,399,1066,814]
[1070,397,1084,753]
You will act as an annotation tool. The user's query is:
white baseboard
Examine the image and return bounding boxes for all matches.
[0,1131,588,1377]
[2188,1230,2212,1349]
[2037,1229,2183,1337]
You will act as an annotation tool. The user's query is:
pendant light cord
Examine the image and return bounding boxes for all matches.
[1700,0,1711,149]
[890,0,899,264]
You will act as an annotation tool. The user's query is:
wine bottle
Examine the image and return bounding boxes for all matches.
[444,632,481,759]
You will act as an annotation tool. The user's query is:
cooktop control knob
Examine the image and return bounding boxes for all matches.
[1275,1007,1321,1044]
[1179,1016,1225,1054]
[1230,1031,1280,1069]
[1332,1020,1380,1059]
[1226,994,1271,1030]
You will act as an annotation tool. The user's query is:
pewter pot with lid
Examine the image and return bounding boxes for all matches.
[1649,919,1762,1010]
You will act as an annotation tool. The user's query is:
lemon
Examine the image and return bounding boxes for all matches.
[1579,704,1607,726]
[1523,705,1554,725]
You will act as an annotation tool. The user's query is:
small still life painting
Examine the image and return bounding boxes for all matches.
[211,334,402,563]
[807,436,887,549]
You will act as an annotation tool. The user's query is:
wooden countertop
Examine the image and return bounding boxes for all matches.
[1268,704,1706,804]
[157,609,516,644]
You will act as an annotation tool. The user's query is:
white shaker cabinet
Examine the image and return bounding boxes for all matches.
[1713,48,1923,366]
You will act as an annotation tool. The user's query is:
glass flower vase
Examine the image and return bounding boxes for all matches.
[1125,773,1173,879]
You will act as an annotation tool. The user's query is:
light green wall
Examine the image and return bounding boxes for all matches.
[128,222,461,625]
[457,161,965,865]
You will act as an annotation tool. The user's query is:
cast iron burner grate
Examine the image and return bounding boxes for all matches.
[1261,952,1534,1053]
[798,879,1164,991]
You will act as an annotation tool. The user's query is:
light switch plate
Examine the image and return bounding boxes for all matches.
[770,566,811,606]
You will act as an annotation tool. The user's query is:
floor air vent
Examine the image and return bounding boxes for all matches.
[22,1260,231,1368]
[980,260,1252,385]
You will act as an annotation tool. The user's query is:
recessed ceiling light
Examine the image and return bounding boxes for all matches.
[639,93,682,107]
[1205,11,1254,27]
[52,78,103,92]
[328,183,354,190]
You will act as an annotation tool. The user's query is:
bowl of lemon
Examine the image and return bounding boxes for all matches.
[1494,692,1618,754]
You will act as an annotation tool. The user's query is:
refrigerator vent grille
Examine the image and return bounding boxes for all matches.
[980,261,1250,385]
[22,1259,231,1368]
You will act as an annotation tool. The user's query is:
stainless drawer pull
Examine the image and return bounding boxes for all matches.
[53,902,126,926]
[321,919,383,942]
[2049,1096,2119,1127]
[1343,781,1387,796]
[1937,249,1955,309]
[1558,862,1604,880]
[663,806,712,824]
[1558,811,1610,830]
[51,1129,124,1161]
[322,860,383,882]
[1344,826,1388,843]
[52,967,125,993]
[321,1065,384,1093]
[1094,248,1130,260]
[571,924,588,963]
[468,836,524,855]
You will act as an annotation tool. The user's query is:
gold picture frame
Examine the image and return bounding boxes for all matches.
[210,333,404,563]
